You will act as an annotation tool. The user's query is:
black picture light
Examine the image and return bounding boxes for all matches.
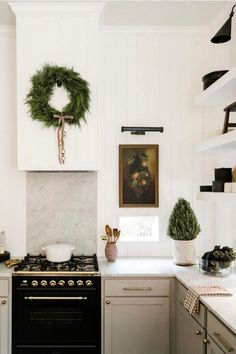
[211,4,236,44]
[121,126,164,135]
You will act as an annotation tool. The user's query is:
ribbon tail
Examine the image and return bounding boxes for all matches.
[57,118,65,164]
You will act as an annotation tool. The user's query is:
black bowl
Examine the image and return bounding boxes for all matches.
[202,70,228,90]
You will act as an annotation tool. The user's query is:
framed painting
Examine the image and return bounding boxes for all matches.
[119,144,159,207]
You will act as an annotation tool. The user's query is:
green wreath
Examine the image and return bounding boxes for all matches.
[26,64,90,128]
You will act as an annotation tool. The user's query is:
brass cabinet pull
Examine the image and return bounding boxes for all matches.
[1,300,6,305]
[213,332,234,352]
[106,299,110,305]
[123,287,152,291]
[24,296,87,301]
[203,338,210,344]
[195,330,201,335]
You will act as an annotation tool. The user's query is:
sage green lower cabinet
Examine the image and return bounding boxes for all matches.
[207,311,236,354]
[206,338,224,354]
[177,282,207,354]
[178,304,206,354]
[103,278,170,354]
[0,279,10,354]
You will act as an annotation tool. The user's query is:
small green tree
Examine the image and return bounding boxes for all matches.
[167,198,201,240]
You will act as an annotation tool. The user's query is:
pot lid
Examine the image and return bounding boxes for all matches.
[42,243,75,250]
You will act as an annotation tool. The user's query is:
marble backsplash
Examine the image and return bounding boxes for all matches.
[26,172,97,255]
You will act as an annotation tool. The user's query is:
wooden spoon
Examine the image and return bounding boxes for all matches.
[113,228,119,243]
[105,225,112,243]
[116,230,121,242]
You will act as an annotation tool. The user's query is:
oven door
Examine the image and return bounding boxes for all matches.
[14,290,99,346]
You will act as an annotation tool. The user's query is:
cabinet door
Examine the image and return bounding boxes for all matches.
[104,297,169,354]
[0,297,8,354]
[207,338,225,354]
[178,305,205,354]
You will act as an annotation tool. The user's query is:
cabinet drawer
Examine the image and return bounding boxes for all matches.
[178,282,206,328]
[0,279,8,297]
[104,278,169,297]
[208,311,236,353]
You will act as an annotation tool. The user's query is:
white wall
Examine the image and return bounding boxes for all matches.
[1,23,234,258]
[97,26,218,257]
[0,26,26,257]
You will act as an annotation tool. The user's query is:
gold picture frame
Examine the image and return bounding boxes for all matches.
[119,144,159,207]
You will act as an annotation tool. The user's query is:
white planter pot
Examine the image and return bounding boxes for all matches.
[172,240,196,266]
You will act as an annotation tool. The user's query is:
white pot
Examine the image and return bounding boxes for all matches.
[172,240,196,266]
[42,243,75,262]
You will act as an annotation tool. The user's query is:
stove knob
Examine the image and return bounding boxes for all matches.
[76,280,84,287]
[31,280,38,287]
[49,280,57,287]
[58,280,65,287]
[68,280,75,287]
[85,280,93,287]
[40,280,47,287]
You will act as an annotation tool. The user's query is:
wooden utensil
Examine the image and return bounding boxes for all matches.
[105,225,112,243]
[113,228,119,243]
[116,230,121,242]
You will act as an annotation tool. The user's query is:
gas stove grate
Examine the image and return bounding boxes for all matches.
[14,254,99,273]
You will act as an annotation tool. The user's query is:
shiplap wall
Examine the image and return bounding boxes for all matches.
[0,24,234,257]
[0,27,26,256]
[97,27,232,257]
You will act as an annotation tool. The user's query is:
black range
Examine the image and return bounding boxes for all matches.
[12,254,101,354]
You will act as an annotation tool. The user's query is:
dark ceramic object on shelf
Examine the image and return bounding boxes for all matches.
[214,168,232,182]
[200,185,212,192]
[202,70,228,90]
[212,180,225,192]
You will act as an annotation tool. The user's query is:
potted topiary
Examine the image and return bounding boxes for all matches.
[167,198,201,265]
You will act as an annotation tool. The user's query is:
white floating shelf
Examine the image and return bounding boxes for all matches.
[197,192,236,203]
[196,129,236,153]
[196,66,236,106]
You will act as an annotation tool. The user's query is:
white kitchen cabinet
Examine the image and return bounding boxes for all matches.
[10,3,104,171]
[0,297,9,354]
[103,278,169,354]
[0,279,10,354]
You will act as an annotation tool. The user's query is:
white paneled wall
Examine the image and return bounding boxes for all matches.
[0,27,26,256]
[98,27,212,257]
[0,24,235,257]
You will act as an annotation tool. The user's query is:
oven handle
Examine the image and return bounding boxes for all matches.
[24,296,88,301]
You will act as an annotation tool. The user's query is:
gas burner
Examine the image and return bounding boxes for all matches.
[13,254,99,275]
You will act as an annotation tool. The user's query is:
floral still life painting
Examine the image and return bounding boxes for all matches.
[119,145,159,207]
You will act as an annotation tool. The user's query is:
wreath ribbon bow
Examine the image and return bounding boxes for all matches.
[53,114,74,164]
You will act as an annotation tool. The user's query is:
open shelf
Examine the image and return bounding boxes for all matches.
[196,129,236,153]
[197,192,236,203]
[196,66,236,106]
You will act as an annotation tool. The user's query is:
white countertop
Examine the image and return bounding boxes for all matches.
[1,257,236,335]
[99,257,236,334]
